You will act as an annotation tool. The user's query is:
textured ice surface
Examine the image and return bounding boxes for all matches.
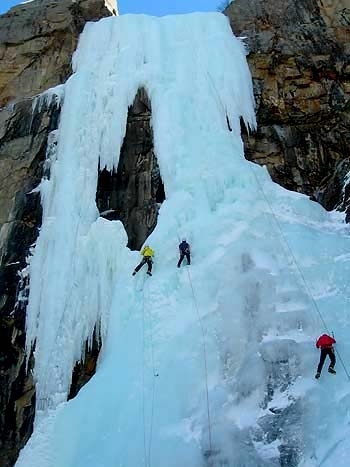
[17,12,350,467]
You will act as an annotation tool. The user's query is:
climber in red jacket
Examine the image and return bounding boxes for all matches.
[315,333,336,379]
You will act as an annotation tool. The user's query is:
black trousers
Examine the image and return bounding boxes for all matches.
[134,257,152,273]
[317,348,336,374]
[177,253,190,267]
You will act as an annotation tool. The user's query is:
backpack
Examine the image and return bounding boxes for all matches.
[179,241,190,254]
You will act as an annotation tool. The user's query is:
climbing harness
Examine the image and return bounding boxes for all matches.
[249,163,350,382]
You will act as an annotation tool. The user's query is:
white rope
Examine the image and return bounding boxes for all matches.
[145,278,157,466]
[249,164,350,381]
[176,233,213,453]
[141,277,148,467]
[140,275,158,467]
[186,267,213,453]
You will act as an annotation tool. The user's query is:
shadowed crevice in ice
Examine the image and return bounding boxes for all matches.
[96,87,165,250]
[68,327,101,400]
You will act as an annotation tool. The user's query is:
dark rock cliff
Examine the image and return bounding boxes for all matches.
[225,0,350,216]
[0,96,60,467]
[96,88,165,251]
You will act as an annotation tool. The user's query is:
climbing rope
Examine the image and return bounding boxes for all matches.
[176,233,213,451]
[141,277,148,467]
[186,267,213,453]
[248,163,350,381]
[141,275,158,467]
[145,278,157,467]
[207,66,350,380]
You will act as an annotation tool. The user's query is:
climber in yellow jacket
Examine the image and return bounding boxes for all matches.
[132,245,154,276]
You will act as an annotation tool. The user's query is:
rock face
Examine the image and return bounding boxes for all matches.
[0,0,113,108]
[225,0,350,215]
[0,2,112,466]
[0,91,61,467]
[69,329,101,400]
[96,88,165,251]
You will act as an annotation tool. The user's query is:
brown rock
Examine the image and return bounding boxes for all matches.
[226,0,350,212]
[0,94,59,467]
[96,87,165,251]
[0,0,112,108]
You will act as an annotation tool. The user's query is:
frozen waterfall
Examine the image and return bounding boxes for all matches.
[16,12,350,467]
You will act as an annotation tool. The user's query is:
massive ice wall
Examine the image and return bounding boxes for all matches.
[25,11,256,411]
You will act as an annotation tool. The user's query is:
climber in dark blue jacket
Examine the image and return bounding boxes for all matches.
[177,239,191,268]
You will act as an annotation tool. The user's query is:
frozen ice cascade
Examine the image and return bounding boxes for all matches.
[16,12,350,467]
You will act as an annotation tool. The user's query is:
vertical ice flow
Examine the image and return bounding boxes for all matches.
[18,12,350,467]
[25,11,255,410]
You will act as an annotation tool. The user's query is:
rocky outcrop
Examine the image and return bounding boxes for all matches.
[0,0,113,108]
[96,88,165,251]
[69,329,101,400]
[0,2,112,466]
[0,94,60,467]
[226,0,350,215]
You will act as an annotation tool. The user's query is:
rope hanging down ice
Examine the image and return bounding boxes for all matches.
[249,163,350,382]
[210,61,350,383]
[176,233,213,452]
[145,279,157,466]
[142,278,148,467]
[186,268,213,453]
[141,277,158,467]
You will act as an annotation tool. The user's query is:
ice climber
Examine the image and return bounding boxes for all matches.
[177,239,191,268]
[132,245,154,276]
[315,333,336,379]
